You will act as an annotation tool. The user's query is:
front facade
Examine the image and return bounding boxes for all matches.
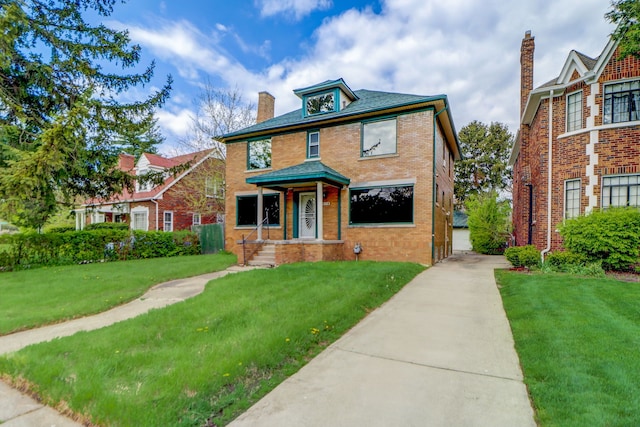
[511,32,640,252]
[222,79,460,266]
[76,150,224,231]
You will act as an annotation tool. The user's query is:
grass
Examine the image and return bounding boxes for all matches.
[496,270,640,426]
[0,261,425,426]
[0,253,237,336]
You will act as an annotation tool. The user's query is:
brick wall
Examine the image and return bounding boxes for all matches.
[514,42,640,251]
[225,108,453,265]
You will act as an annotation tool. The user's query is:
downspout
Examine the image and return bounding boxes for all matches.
[432,105,448,264]
[541,90,554,262]
[151,199,159,231]
[526,183,533,245]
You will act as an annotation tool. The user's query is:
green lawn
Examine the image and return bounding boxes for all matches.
[0,261,425,426]
[496,270,640,426]
[0,253,237,335]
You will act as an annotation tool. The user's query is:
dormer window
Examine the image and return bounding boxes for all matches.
[294,78,358,118]
[305,91,335,116]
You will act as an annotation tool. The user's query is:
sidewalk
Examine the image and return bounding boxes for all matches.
[0,265,251,426]
[229,252,536,427]
[0,254,536,427]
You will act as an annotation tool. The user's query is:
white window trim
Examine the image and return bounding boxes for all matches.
[163,211,173,232]
[308,131,320,158]
[131,206,149,231]
[193,213,201,226]
[601,173,640,209]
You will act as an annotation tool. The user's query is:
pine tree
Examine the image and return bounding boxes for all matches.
[0,0,171,229]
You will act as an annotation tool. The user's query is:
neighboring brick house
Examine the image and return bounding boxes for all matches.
[221,78,461,266]
[511,31,640,253]
[76,150,224,231]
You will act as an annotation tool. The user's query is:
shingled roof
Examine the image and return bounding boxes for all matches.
[222,89,447,140]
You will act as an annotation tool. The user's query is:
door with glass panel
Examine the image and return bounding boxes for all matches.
[299,192,316,238]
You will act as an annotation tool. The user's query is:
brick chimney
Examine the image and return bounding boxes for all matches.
[256,91,275,124]
[520,30,535,118]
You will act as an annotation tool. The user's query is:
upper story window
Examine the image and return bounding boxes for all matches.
[247,139,271,170]
[308,131,320,158]
[567,91,583,131]
[305,91,335,116]
[361,118,397,157]
[603,80,640,124]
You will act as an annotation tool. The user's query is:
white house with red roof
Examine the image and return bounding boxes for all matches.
[75,149,224,231]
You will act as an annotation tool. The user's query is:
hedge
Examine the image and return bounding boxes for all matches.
[0,229,200,272]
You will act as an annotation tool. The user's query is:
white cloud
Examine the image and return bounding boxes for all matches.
[257,0,333,20]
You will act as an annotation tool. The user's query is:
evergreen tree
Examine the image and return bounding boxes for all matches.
[0,0,171,229]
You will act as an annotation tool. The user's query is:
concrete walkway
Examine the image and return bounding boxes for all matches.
[0,265,251,426]
[0,253,536,427]
[229,252,536,427]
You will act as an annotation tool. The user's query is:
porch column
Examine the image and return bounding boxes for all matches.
[316,181,323,240]
[257,187,264,240]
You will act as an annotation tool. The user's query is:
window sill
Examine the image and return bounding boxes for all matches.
[348,223,415,228]
[558,120,640,139]
[358,153,399,161]
[245,167,272,173]
[235,225,282,230]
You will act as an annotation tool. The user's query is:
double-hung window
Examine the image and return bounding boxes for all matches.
[361,118,397,157]
[132,212,147,231]
[236,194,280,226]
[163,211,173,232]
[567,91,583,131]
[308,131,320,158]
[247,139,272,170]
[349,185,414,224]
[602,175,640,208]
[564,179,581,219]
[603,80,640,124]
[193,213,201,226]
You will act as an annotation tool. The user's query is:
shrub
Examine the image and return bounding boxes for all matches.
[505,245,540,269]
[544,251,588,272]
[466,191,511,255]
[559,207,640,271]
[85,222,129,231]
[45,225,76,233]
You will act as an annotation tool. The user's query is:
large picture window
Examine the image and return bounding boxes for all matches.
[603,80,640,124]
[564,179,581,219]
[248,139,272,170]
[362,118,397,157]
[236,194,280,226]
[349,185,413,224]
[567,91,582,131]
[602,175,640,208]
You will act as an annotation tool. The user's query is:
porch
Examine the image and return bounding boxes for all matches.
[240,161,351,266]
[241,239,345,266]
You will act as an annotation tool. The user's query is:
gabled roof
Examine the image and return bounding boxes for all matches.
[84,149,215,206]
[246,161,350,190]
[521,37,619,126]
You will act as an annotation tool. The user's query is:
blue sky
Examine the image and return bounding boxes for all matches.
[94,0,615,153]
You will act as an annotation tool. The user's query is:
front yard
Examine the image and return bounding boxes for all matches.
[497,270,640,426]
[0,260,424,426]
[0,253,237,335]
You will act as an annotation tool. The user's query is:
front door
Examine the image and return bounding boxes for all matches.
[299,192,316,238]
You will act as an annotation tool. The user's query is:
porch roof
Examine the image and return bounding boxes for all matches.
[246,161,350,190]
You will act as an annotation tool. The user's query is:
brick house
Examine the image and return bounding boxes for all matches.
[76,150,224,231]
[221,78,460,266]
[511,31,640,253]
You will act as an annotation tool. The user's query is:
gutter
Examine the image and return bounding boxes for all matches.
[432,105,448,265]
[541,89,555,262]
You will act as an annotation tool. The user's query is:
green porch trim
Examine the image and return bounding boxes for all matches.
[246,161,350,190]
